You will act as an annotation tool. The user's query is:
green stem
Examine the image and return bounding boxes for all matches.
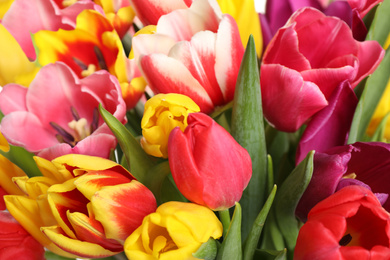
[219,209,231,238]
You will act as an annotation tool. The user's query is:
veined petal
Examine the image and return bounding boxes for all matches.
[0,155,26,196]
[215,14,244,103]
[67,211,123,252]
[4,195,76,258]
[42,225,119,258]
[74,170,133,200]
[92,181,157,243]
[47,179,90,239]
[139,54,214,113]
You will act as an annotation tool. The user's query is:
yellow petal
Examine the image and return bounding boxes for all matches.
[0,155,26,195]
[0,24,39,86]
[367,79,390,139]
[52,154,121,173]
[42,225,118,258]
[0,0,14,19]
[34,156,70,183]
[0,131,10,152]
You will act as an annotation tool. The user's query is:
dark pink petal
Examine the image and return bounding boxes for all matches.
[139,54,214,113]
[260,64,328,132]
[1,111,58,151]
[215,14,244,103]
[262,26,311,72]
[347,0,383,17]
[353,40,385,87]
[0,84,28,114]
[296,81,358,164]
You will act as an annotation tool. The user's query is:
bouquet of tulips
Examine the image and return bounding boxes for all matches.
[0,0,390,259]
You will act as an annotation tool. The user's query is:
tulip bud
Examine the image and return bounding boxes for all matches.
[168,112,252,210]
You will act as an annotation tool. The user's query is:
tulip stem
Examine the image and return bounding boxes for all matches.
[219,209,231,238]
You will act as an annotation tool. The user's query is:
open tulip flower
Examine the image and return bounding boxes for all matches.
[260,7,384,132]
[296,142,390,222]
[4,154,157,258]
[295,185,390,260]
[132,0,244,113]
[168,112,252,210]
[124,201,223,260]
[0,62,126,160]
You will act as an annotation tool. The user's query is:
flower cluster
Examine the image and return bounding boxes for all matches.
[0,0,389,259]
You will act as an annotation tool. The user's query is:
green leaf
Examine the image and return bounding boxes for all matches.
[254,249,287,260]
[0,145,42,177]
[231,35,267,241]
[157,169,188,204]
[216,203,242,260]
[99,104,156,185]
[193,238,219,260]
[44,251,75,260]
[366,0,390,46]
[274,151,314,256]
[243,185,277,260]
[348,50,390,143]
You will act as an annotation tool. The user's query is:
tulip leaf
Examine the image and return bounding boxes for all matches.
[274,151,314,257]
[44,251,75,260]
[243,185,277,260]
[254,249,287,260]
[231,35,267,242]
[0,145,42,177]
[99,104,156,185]
[348,50,390,143]
[193,238,218,260]
[366,0,390,46]
[216,203,242,260]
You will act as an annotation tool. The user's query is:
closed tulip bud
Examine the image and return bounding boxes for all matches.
[168,112,252,210]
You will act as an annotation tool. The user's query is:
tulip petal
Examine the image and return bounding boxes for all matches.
[0,84,27,114]
[0,155,27,196]
[260,64,328,132]
[0,132,10,152]
[42,225,118,258]
[91,181,157,243]
[139,54,214,113]
[132,33,177,59]
[215,14,244,103]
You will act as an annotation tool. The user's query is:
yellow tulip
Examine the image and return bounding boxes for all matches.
[124,201,223,260]
[4,154,157,258]
[141,93,200,158]
[217,0,263,56]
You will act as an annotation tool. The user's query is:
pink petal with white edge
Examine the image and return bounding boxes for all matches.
[261,64,328,132]
[169,32,223,106]
[215,14,244,103]
[129,0,189,25]
[42,226,119,258]
[139,53,214,112]
[132,33,177,60]
[301,64,357,99]
[354,40,385,87]
[0,111,58,151]
[0,84,28,114]
[91,181,157,243]
[157,0,222,41]
[37,133,117,161]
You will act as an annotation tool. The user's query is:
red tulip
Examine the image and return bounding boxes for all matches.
[0,211,45,260]
[260,7,384,132]
[168,113,252,210]
[295,185,390,260]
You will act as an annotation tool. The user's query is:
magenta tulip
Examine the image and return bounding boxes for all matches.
[296,142,390,222]
[295,185,390,260]
[168,113,252,210]
[0,62,127,160]
[260,7,384,132]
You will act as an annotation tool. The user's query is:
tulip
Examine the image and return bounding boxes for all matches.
[296,142,390,222]
[347,0,384,17]
[295,185,390,260]
[168,112,252,210]
[0,211,45,260]
[260,7,384,132]
[0,62,127,160]
[124,201,223,260]
[4,154,157,258]
[141,93,200,158]
[1,0,101,59]
[0,131,10,152]
[33,9,145,109]
[132,0,244,113]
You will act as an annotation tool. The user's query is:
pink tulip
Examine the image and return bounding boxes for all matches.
[129,0,193,25]
[2,0,102,59]
[347,0,383,17]
[168,113,252,210]
[260,7,384,132]
[132,0,244,113]
[0,62,127,160]
[0,211,45,260]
